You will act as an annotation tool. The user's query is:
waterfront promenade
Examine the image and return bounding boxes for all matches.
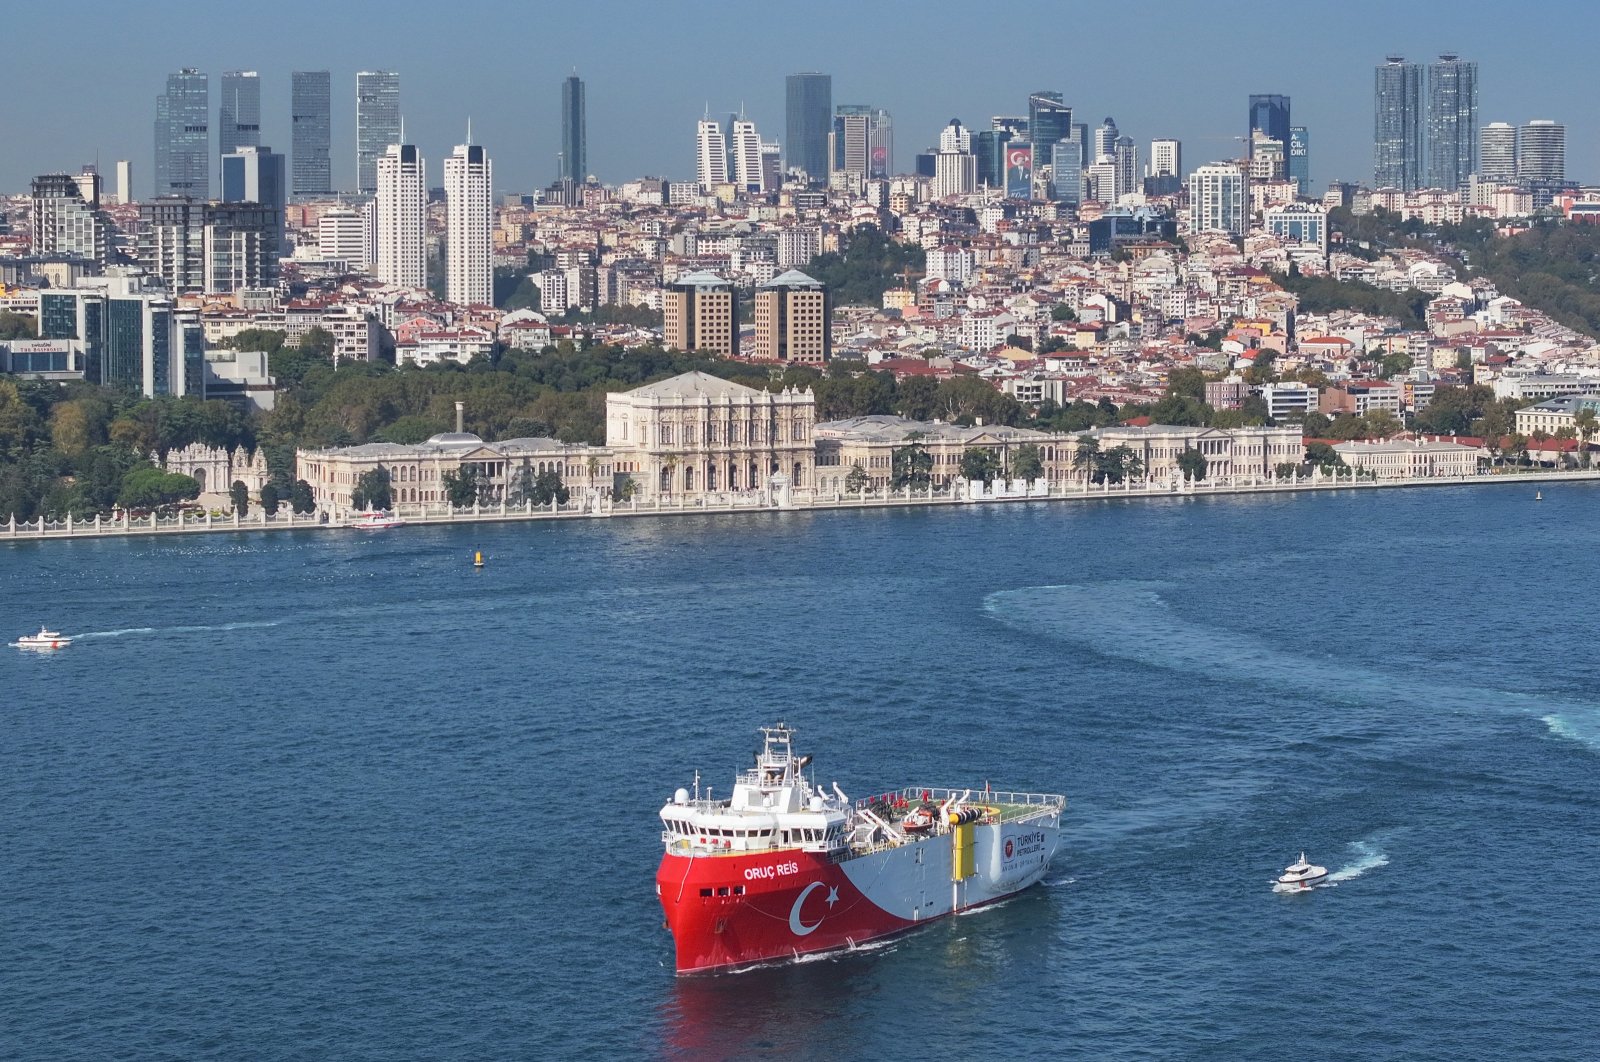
[4,467,1593,543]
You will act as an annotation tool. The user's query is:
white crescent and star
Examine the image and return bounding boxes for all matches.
[788,881,840,936]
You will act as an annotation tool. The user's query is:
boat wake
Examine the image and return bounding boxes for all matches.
[74,620,283,640]
[1541,713,1600,754]
[1326,840,1389,883]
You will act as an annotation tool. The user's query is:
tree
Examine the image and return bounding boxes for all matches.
[1008,444,1044,484]
[959,447,1001,485]
[1051,303,1077,322]
[290,479,316,514]
[1305,442,1346,470]
[230,479,250,516]
[1177,446,1208,481]
[117,467,201,510]
[612,477,638,503]
[1073,434,1101,480]
[1301,411,1332,437]
[1575,408,1598,468]
[844,463,868,493]
[531,467,570,505]
[1149,392,1211,427]
[1096,445,1144,484]
[1362,409,1402,439]
[260,481,280,515]
[352,466,393,510]
[891,432,933,489]
[441,467,483,509]
[0,311,38,339]
[1166,367,1207,401]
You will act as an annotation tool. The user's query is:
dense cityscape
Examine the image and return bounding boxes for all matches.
[4,56,1600,529]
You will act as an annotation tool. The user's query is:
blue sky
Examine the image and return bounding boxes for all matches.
[5,0,1590,195]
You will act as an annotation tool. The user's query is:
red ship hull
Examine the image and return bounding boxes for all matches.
[657,850,918,974]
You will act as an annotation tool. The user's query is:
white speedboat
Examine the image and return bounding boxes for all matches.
[1274,852,1328,890]
[15,627,72,650]
[348,511,405,530]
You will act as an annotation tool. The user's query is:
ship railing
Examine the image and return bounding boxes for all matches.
[857,786,1066,824]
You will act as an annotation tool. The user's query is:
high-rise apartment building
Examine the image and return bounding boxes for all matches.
[444,141,493,306]
[356,71,401,196]
[1149,138,1182,179]
[785,73,832,184]
[729,117,764,192]
[1518,120,1565,183]
[753,269,829,363]
[696,119,728,189]
[219,72,262,158]
[1188,163,1249,236]
[1028,92,1072,151]
[291,71,332,197]
[318,208,367,267]
[561,74,587,182]
[1248,95,1291,153]
[137,197,279,295]
[934,149,976,198]
[1479,123,1518,183]
[138,197,207,293]
[1428,54,1478,190]
[221,146,286,264]
[1374,56,1423,190]
[663,271,738,357]
[31,172,107,263]
[155,68,209,199]
[374,144,427,289]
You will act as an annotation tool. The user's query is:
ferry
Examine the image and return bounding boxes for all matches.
[656,723,1065,975]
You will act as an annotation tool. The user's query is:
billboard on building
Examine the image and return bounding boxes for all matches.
[1005,143,1033,200]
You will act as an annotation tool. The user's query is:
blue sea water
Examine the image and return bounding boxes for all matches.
[4,486,1599,1060]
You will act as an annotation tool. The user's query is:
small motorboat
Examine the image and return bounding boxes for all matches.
[348,511,405,530]
[15,627,72,650]
[1274,852,1328,891]
[900,805,937,832]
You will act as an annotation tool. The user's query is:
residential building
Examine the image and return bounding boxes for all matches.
[1321,381,1402,416]
[933,150,976,198]
[444,141,493,306]
[1427,54,1477,189]
[752,269,829,363]
[662,271,737,357]
[1149,138,1181,179]
[561,74,587,182]
[1188,163,1249,236]
[31,172,107,263]
[1256,381,1317,421]
[291,71,333,197]
[1518,120,1565,183]
[1374,56,1422,191]
[204,202,280,293]
[1479,123,1517,183]
[155,68,209,198]
[355,71,401,196]
[776,227,821,269]
[317,208,367,267]
[729,117,764,192]
[785,73,832,184]
[115,160,133,206]
[137,197,206,292]
[695,118,728,189]
[374,144,427,289]
[218,71,262,158]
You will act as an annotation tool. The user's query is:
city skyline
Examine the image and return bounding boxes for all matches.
[7,2,1599,195]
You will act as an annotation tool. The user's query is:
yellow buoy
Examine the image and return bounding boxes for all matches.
[473,549,484,568]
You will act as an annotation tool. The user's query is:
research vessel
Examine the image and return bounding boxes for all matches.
[656,723,1065,974]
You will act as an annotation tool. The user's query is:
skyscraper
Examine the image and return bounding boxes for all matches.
[221,145,286,266]
[868,108,893,178]
[1050,138,1083,205]
[1148,138,1181,178]
[1428,54,1478,190]
[291,71,332,197]
[1248,94,1291,153]
[1113,137,1138,201]
[445,139,493,307]
[561,74,587,182]
[219,72,262,158]
[1288,127,1311,196]
[155,69,209,199]
[695,119,728,189]
[1028,92,1072,151]
[832,105,873,177]
[729,117,764,192]
[1093,117,1119,161]
[356,71,401,196]
[1479,122,1518,183]
[1374,56,1423,190]
[374,144,427,289]
[1518,120,1565,183]
[785,73,832,184]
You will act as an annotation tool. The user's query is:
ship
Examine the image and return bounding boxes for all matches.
[656,723,1065,975]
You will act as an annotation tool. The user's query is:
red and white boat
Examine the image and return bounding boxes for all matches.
[656,723,1065,975]
[347,510,405,530]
